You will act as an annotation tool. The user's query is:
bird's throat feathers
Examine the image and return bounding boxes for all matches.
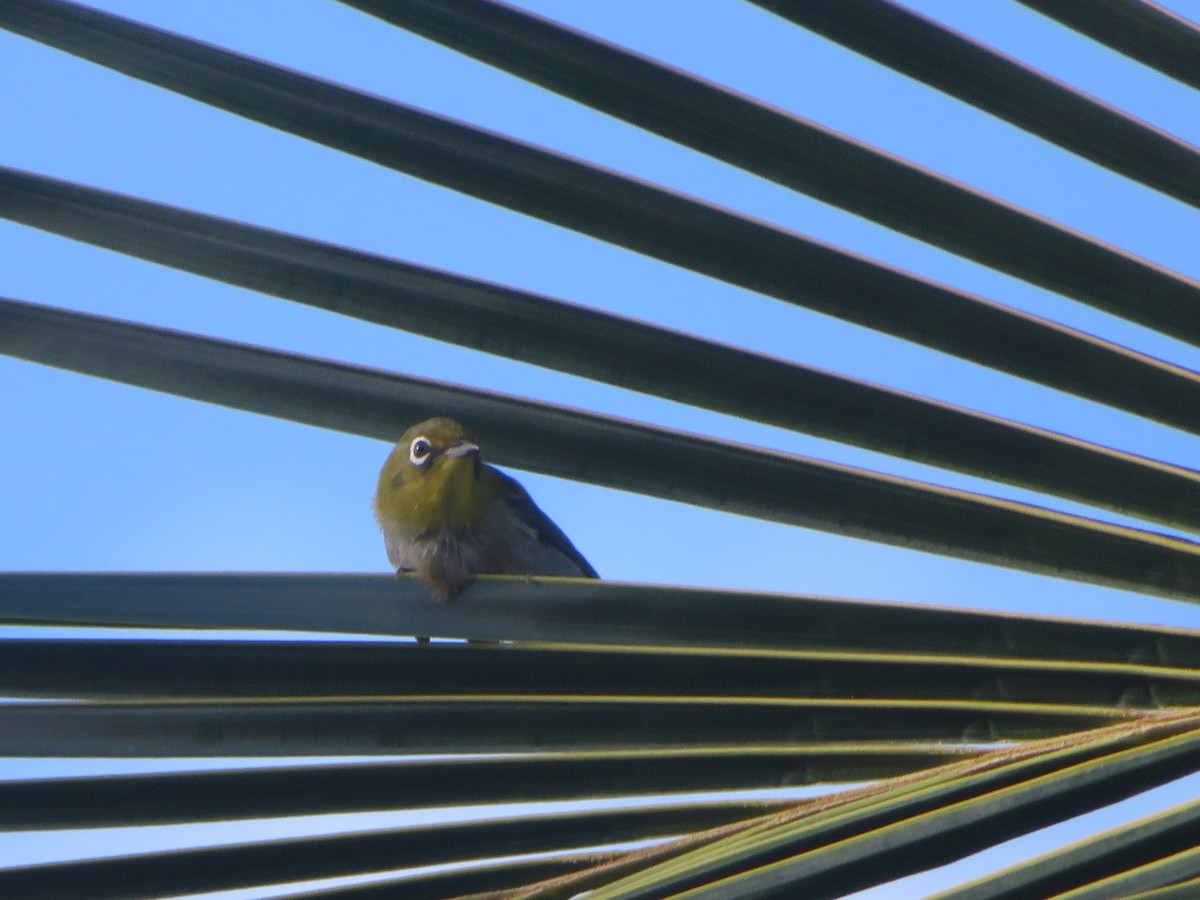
[380,454,496,538]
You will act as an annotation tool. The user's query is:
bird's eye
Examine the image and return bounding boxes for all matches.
[409,437,433,466]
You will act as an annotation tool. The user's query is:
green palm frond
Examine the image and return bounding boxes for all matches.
[4,0,1200,897]
[4,574,1200,896]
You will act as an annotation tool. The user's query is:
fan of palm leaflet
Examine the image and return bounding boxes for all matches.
[4,0,1200,896]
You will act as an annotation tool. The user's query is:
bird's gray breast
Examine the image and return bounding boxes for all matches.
[381,503,588,578]
[382,524,487,577]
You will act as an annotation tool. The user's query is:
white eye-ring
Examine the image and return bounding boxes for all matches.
[409,437,434,466]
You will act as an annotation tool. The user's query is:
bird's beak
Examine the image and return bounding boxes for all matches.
[442,440,480,460]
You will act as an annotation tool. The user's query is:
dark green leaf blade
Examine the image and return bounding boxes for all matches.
[7,167,1200,529]
[6,0,1200,415]
[6,302,1200,600]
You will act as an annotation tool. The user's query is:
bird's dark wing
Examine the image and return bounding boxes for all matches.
[495,470,599,579]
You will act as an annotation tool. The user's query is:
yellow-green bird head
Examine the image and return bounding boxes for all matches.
[374,417,491,539]
[374,417,597,601]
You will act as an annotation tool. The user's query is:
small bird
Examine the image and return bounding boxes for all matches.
[374,417,598,600]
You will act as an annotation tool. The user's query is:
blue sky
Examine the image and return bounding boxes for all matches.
[4,1,1200,891]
